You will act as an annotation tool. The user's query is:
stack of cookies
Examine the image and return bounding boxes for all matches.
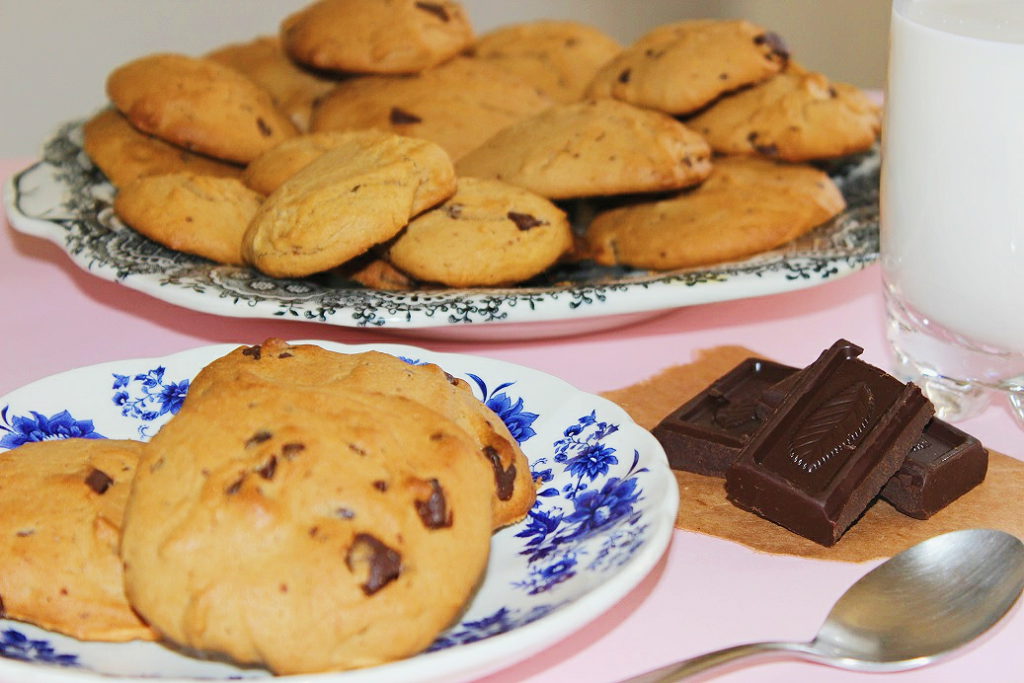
[81,0,881,289]
[0,339,534,674]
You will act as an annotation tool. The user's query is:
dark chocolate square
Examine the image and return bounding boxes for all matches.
[652,358,797,476]
[881,419,988,519]
[724,340,933,546]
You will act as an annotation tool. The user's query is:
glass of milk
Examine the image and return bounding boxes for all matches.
[881,0,1024,424]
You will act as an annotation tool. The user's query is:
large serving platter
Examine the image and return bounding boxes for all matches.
[5,121,880,340]
[0,340,677,682]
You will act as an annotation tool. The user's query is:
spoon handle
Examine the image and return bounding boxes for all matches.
[619,640,815,682]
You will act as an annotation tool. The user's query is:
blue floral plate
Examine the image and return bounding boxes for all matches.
[0,340,677,682]
[4,120,879,341]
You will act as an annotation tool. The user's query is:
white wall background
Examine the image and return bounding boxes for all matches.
[0,0,889,158]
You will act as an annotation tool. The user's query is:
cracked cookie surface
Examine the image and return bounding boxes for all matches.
[242,131,456,277]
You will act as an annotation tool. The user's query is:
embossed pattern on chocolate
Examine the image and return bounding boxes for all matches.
[724,340,934,546]
[652,358,796,476]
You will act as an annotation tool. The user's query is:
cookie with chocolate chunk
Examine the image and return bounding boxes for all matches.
[586,19,788,115]
[206,36,337,132]
[121,380,493,674]
[469,20,622,103]
[582,156,845,270]
[243,131,455,277]
[114,173,263,265]
[0,438,155,642]
[82,108,242,188]
[310,57,553,161]
[106,52,298,164]
[455,98,712,199]
[187,339,535,528]
[386,177,572,286]
[281,0,474,75]
[686,66,882,162]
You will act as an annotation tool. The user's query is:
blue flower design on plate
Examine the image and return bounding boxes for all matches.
[428,604,561,651]
[466,373,539,444]
[0,342,675,681]
[513,412,648,594]
[0,629,78,667]
[0,406,105,448]
[111,366,189,437]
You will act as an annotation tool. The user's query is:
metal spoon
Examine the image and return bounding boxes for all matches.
[624,528,1024,682]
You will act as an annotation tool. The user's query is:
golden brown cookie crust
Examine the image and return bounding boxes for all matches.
[281,0,475,75]
[106,53,299,164]
[310,57,554,161]
[469,20,622,103]
[187,339,535,528]
[241,131,388,196]
[386,177,573,287]
[686,68,882,162]
[583,156,846,270]
[82,108,242,188]
[455,98,712,199]
[205,35,337,132]
[242,131,456,278]
[121,379,493,674]
[586,19,788,115]
[114,172,263,265]
[0,438,156,642]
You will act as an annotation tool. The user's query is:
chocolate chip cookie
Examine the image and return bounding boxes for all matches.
[469,20,622,103]
[114,172,263,265]
[310,57,553,160]
[586,19,788,115]
[107,52,299,163]
[582,156,846,269]
[242,131,456,277]
[386,177,573,286]
[121,379,493,673]
[455,98,712,199]
[0,438,155,642]
[281,0,474,74]
[687,65,882,162]
[187,339,535,528]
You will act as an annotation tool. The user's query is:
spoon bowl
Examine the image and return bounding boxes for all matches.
[624,528,1024,682]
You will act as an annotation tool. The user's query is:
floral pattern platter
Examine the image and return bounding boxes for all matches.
[4,120,880,340]
[0,340,677,683]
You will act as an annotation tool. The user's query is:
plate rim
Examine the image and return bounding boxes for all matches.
[0,339,679,683]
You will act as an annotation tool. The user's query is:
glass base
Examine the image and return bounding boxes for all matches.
[884,288,1024,426]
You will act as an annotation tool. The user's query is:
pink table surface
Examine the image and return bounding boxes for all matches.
[2,156,1022,682]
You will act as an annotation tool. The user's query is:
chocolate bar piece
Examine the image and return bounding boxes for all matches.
[761,369,988,518]
[881,419,988,519]
[724,340,934,546]
[652,358,797,476]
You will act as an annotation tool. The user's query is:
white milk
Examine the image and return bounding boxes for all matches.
[880,0,1024,353]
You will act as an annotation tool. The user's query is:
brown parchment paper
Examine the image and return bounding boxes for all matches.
[600,346,1024,563]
